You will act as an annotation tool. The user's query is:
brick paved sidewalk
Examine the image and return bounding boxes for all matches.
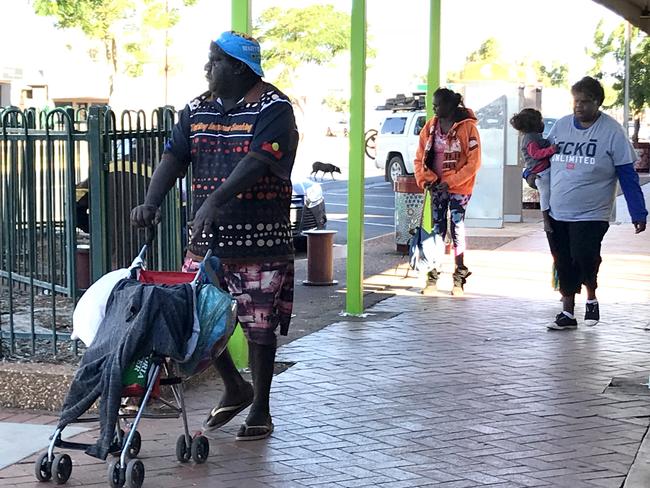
[1,223,649,487]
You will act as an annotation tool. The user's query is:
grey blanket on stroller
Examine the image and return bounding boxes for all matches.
[58,278,194,459]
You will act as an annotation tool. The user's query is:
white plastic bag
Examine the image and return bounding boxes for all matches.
[71,268,131,346]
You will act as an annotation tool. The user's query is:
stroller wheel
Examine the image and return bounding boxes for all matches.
[52,453,72,484]
[125,459,145,488]
[107,460,125,488]
[124,430,141,458]
[34,452,52,482]
[175,435,191,463]
[191,435,209,464]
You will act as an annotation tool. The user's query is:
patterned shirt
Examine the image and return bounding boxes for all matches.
[165,82,298,261]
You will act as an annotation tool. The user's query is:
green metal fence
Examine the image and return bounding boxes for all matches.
[0,105,188,360]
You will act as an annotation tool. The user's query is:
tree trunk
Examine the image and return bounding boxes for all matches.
[104,37,117,98]
[633,118,640,143]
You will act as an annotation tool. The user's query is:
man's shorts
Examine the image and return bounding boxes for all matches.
[183,256,294,346]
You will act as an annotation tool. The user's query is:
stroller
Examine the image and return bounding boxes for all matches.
[33,244,238,488]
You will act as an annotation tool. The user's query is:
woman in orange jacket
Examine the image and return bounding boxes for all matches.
[413,88,481,296]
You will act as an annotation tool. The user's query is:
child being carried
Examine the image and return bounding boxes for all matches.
[510,108,557,233]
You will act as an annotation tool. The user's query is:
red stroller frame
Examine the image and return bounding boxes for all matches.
[34,246,221,488]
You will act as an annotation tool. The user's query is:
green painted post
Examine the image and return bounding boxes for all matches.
[231,0,252,34]
[228,0,252,369]
[427,0,441,119]
[345,0,366,315]
[424,0,441,231]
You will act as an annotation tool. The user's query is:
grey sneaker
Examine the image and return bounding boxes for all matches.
[584,302,600,326]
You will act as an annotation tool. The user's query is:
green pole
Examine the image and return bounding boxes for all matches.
[424,0,441,231]
[228,0,252,369]
[427,0,441,119]
[231,0,252,34]
[345,0,366,315]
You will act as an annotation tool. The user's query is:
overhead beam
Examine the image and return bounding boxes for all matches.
[592,0,650,34]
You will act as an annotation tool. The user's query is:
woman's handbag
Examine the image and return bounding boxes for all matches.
[408,188,442,272]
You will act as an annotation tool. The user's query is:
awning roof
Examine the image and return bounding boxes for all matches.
[592,0,650,34]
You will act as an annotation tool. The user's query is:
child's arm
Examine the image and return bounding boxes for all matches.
[527,141,557,160]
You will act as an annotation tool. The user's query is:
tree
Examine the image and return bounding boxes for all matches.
[33,0,197,97]
[446,38,567,87]
[466,38,500,63]
[588,20,650,142]
[253,5,352,91]
[447,39,524,84]
[534,61,569,88]
[322,94,349,113]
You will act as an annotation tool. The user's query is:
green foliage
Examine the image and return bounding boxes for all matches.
[322,94,349,113]
[466,38,500,62]
[33,0,197,94]
[34,0,133,38]
[588,20,650,140]
[534,61,569,88]
[586,20,622,76]
[449,37,567,87]
[254,4,351,89]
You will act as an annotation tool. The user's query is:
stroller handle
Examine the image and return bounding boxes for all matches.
[136,226,157,261]
[134,223,213,280]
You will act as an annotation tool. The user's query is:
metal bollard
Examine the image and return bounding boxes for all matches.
[302,230,338,286]
[76,244,91,290]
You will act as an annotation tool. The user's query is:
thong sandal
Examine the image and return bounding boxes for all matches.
[235,420,274,441]
[202,397,253,432]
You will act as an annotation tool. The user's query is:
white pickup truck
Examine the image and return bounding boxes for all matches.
[374,109,427,183]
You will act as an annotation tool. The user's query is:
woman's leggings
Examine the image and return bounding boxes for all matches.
[430,192,471,258]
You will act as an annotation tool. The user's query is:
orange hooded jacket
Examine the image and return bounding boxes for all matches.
[413,109,481,195]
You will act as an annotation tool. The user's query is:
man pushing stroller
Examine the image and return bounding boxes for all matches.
[132,31,298,441]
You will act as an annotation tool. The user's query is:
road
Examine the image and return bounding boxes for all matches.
[317,175,395,245]
[291,133,395,246]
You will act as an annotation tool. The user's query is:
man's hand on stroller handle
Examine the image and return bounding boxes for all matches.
[131,204,161,228]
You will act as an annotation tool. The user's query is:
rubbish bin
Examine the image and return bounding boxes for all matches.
[394,176,425,253]
[633,142,650,173]
[302,229,338,286]
[76,244,91,290]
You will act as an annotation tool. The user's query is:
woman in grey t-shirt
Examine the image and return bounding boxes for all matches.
[545,76,647,330]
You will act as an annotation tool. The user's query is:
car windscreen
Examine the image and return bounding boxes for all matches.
[414,116,426,135]
[380,117,407,135]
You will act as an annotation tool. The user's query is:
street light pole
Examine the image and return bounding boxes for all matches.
[164,0,169,105]
[623,21,631,136]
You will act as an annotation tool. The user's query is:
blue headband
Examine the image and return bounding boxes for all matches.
[214,31,264,77]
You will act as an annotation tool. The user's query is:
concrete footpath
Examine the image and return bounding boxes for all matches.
[1,214,650,487]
